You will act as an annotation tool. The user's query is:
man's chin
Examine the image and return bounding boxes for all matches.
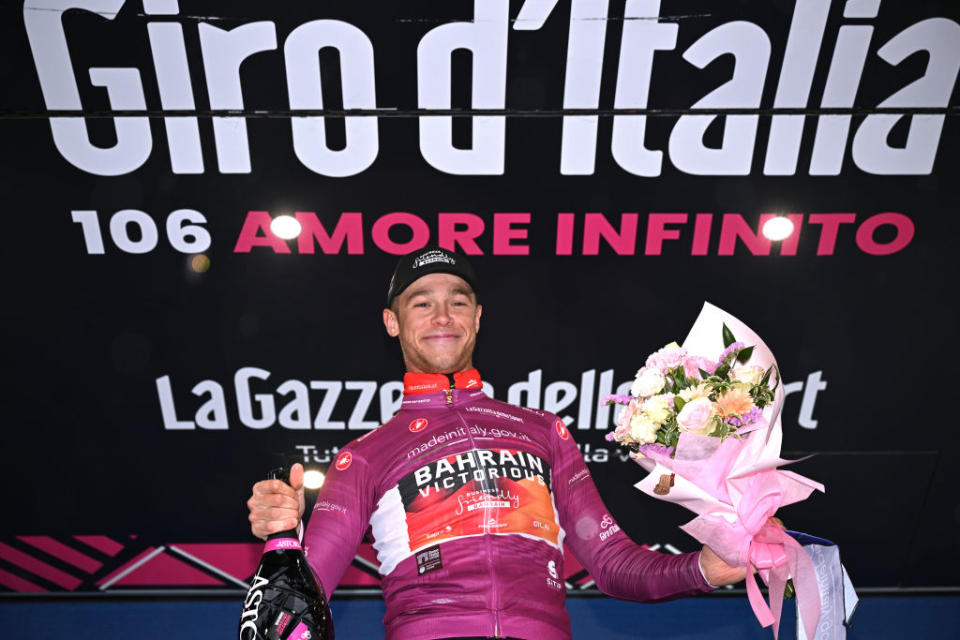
[430,362,462,375]
[406,341,474,374]
[417,356,466,375]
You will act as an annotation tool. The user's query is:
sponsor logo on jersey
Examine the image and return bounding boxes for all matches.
[409,449,551,491]
[407,383,439,391]
[567,468,590,487]
[546,559,563,590]
[335,451,353,471]
[409,418,429,433]
[396,448,560,550]
[312,500,348,517]
[599,512,621,541]
[555,419,569,440]
[464,406,523,423]
[407,425,475,458]
[415,545,443,575]
[457,487,520,514]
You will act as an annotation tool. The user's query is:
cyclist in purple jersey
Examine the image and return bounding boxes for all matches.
[248,247,751,640]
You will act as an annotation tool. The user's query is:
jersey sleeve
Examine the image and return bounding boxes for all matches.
[548,418,714,602]
[302,448,375,596]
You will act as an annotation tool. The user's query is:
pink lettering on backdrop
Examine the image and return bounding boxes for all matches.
[855,212,915,255]
[555,213,575,255]
[371,212,430,255]
[582,213,638,255]
[492,213,530,255]
[234,211,292,254]
[644,213,687,255]
[228,210,914,257]
[718,213,773,256]
[296,212,364,254]
[807,214,857,255]
[438,213,485,254]
[691,213,713,256]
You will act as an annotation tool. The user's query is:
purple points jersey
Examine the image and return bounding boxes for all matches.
[303,371,712,639]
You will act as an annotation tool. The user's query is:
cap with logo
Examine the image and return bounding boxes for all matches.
[386,247,479,307]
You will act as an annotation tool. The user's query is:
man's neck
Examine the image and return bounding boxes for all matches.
[403,369,482,395]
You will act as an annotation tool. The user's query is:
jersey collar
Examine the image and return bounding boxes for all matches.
[403,369,483,395]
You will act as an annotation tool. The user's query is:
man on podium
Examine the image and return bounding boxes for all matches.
[247,247,747,639]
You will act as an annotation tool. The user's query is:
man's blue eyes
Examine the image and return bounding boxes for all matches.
[413,300,468,308]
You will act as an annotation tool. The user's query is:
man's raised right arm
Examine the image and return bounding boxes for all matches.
[246,456,373,596]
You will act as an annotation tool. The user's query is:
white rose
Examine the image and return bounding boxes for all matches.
[642,394,672,424]
[731,365,765,385]
[631,367,665,398]
[628,413,659,444]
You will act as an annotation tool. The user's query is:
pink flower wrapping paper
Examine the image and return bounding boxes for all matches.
[632,302,825,639]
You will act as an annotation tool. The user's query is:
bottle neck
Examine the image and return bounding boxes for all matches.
[263,533,302,553]
[267,529,299,541]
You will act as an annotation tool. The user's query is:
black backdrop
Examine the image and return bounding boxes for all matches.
[2,0,958,593]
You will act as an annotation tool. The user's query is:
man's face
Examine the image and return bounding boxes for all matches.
[383,273,482,374]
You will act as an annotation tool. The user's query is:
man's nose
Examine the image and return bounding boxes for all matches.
[432,304,452,324]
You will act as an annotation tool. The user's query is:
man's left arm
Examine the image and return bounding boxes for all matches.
[552,424,726,602]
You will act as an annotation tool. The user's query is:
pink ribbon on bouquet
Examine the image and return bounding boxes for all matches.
[669,465,823,639]
[745,523,820,640]
[732,470,821,640]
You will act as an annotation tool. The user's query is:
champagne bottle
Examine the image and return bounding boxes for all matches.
[239,467,334,640]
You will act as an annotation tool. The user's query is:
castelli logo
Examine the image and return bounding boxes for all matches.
[555,419,569,440]
[464,378,479,389]
[335,452,353,471]
[409,418,429,432]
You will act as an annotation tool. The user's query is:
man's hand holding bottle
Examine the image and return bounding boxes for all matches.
[247,462,306,539]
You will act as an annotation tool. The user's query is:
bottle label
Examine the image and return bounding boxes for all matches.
[265,538,302,553]
[288,622,311,640]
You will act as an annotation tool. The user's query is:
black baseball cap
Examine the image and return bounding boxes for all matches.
[386,247,480,307]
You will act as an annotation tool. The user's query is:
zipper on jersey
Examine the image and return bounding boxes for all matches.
[452,398,500,637]
[445,373,454,404]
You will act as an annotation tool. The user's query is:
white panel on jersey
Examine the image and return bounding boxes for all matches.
[370,487,413,576]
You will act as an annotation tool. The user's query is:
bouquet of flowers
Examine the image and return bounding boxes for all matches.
[605,302,825,639]
[606,331,776,457]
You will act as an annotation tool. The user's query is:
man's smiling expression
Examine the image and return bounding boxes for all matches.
[383,273,482,374]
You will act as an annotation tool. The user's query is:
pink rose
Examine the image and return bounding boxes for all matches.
[645,342,686,372]
[683,356,718,379]
[677,397,714,434]
[616,400,639,429]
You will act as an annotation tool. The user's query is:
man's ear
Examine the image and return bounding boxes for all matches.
[474,304,482,333]
[383,308,400,337]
